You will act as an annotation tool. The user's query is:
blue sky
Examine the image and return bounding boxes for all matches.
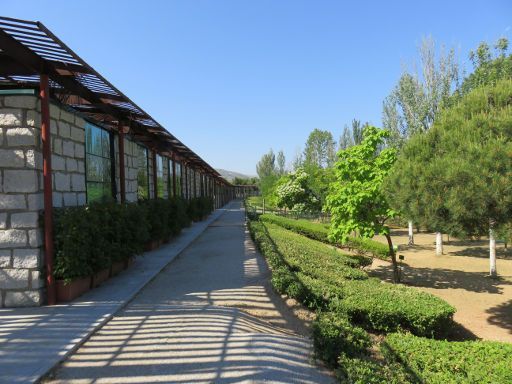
[2,0,511,175]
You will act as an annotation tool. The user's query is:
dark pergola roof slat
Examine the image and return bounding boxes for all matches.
[0,16,228,182]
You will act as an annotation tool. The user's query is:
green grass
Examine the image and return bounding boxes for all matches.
[260,213,391,260]
[383,333,512,384]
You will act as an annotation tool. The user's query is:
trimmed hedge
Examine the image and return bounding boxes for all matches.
[54,197,213,281]
[260,214,390,260]
[383,333,512,384]
[248,220,455,337]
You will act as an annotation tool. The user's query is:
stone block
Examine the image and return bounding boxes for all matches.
[3,170,38,193]
[4,96,37,109]
[11,212,39,229]
[77,193,86,206]
[0,229,27,248]
[0,149,25,168]
[54,173,70,191]
[31,270,44,289]
[51,154,66,171]
[0,194,27,210]
[27,193,44,210]
[53,138,62,155]
[6,127,36,146]
[28,229,42,247]
[71,126,85,143]
[0,250,11,267]
[49,103,61,120]
[50,119,58,135]
[66,158,78,172]
[25,149,43,170]
[58,121,71,138]
[75,143,85,159]
[77,160,85,173]
[60,110,75,124]
[0,109,23,126]
[13,249,40,268]
[0,213,6,229]
[52,191,63,207]
[0,268,29,289]
[63,192,77,206]
[62,140,74,157]
[26,110,41,127]
[71,174,85,192]
[4,290,41,307]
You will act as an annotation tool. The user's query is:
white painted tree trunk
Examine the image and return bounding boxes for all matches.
[489,224,497,277]
[435,232,443,255]
[408,220,414,245]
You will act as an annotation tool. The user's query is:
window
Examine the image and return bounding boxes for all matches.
[85,122,113,203]
[175,161,182,197]
[137,145,149,199]
[156,154,165,198]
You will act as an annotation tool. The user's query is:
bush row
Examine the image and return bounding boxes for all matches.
[383,333,512,384]
[259,214,390,260]
[53,197,213,281]
[252,220,455,337]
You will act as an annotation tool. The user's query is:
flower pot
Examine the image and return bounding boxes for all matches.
[124,256,135,269]
[56,276,91,302]
[110,260,125,276]
[91,268,110,288]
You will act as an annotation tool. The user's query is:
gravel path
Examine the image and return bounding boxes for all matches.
[45,201,334,384]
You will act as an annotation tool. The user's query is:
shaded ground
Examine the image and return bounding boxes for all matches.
[370,230,512,342]
[44,202,333,384]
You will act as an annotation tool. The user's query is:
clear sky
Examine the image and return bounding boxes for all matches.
[2,0,511,175]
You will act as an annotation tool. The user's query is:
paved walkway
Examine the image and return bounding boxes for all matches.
[0,207,226,384]
[45,201,333,383]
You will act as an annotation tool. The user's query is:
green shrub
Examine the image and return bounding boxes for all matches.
[337,353,410,384]
[187,197,214,221]
[383,333,512,384]
[312,312,371,367]
[330,279,455,337]
[53,197,199,281]
[260,214,389,261]
[248,219,455,337]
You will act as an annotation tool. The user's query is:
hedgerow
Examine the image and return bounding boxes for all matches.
[260,213,390,260]
[383,333,512,384]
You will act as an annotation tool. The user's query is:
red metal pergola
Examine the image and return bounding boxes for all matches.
[0,16,233,304]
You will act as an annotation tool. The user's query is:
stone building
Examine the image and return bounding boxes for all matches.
[0,17,235,307]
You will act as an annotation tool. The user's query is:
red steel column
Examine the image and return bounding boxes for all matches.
[118,121,126,203]
[40,74,56,305]
[152,150,158,199]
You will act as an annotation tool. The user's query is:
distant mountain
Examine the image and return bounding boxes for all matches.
[216,169,257,182]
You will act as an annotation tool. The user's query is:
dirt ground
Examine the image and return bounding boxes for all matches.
[370,229,512,343]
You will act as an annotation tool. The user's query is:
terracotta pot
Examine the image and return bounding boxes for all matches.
[91,268,110,288]
[124,256,135,269]
[110,260,125,276]
[56,276,91,302]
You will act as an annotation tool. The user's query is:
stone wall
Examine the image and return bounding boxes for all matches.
[114,136,139,203]
[0,94,86,307]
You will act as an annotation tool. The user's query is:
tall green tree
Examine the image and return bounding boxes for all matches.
[256,149,278,198]
[303,128,337,169]
[277,150,286,176]
[325,126,400,282]
[383,36,459,147]
[385,79,512,277]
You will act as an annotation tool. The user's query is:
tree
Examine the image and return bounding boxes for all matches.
[383,36,459,147]
[303,128,337,169]
[275,168,321,213]
[256,149,278,198]
[277,150,286,176]
[325,126,400,282]
[339,125,353,150]
[339,119,367,150]
[385,79,512,277]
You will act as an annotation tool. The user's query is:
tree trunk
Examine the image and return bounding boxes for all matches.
[384,233,400,283]
[436,232,443,255]
[408,220,414,245]
[489,222,497,277]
